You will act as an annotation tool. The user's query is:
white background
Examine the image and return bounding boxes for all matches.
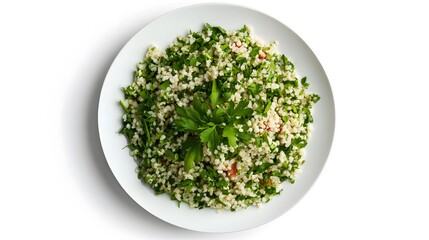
[1,0,428,239]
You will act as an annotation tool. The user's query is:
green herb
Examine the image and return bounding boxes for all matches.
[138,90,148,99]
[281,54,295,71]
[142,157,151,168]
[220,44,229,50]
[142,119,151,144]
[303,108,313,124]
[174,116,199,131]
[183,137,203,172]
[172,61,182,71]
[164,150,178,161]
[178,179,195,187]
[123,86,135,97]
[173,99,254,165]
[119,100,129,113]
[159,81,171,90]
[250,47,261,57]
[249,83,262,96]
[227,100,253,118]
[255,162,271,174]
[263,100,272,115]
[237,132,252,143]
[200,126,220,151]
[236,56,247,64]
[210,79,221,108]
[292,138,308,148]
[189,57,197,66]
[312,94,321,103]
[212,108,227,124]
[222,125,237,147]
[265,186,276,195]
[301,77,309,88]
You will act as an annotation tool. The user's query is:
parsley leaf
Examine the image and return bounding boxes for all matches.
[192,98,209,122]
[200,126,220,151]
[142,119,151,144]
[159,81,171,90]
[301,77,309,88]
[185,107,202,122]
[164,150,178,161]
[250,47,261,57]
[172,61,182,71]
[174,118,199,131]
[312,94,321,103]
[210,79,221,108]
[222,125,237,147]
[237,132,252,143]
[204,23,213,32]
[292,138,308,148]
[227,100,253,118]
[212,108,227,124]
[138,90,148,99]
[263,100,272,115]
[213,26,227,36]
[174,98,255,168]
[254,162,271,173]
[206,23,227,36]
[281,54,295,71]
[178,179,195,187]
[176,106,202,123]
[189,57,197,67]
[303,108,313,124]
[249,83,261,95]
[183,137,203,172]
[235,107,253,117]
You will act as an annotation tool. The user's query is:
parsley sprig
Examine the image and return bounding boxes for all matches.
[174,82,254,171]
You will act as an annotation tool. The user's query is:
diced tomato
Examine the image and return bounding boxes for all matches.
[263,121,270,131]
[264,180,272,186]
[278,124,283,133]
[228,162,237,178]
[259,50,267,60]
[234,42,242,48]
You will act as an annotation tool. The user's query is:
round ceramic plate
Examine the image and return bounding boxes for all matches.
[98,3,335,233]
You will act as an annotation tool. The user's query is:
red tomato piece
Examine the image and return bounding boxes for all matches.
[228,162,237,178]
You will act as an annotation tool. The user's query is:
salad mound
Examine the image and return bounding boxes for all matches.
[119,24,320,211]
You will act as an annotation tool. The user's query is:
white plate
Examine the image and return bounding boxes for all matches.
[98,3,335,233]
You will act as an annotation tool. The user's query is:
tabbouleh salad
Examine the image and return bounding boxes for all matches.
[119,24,320,211]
